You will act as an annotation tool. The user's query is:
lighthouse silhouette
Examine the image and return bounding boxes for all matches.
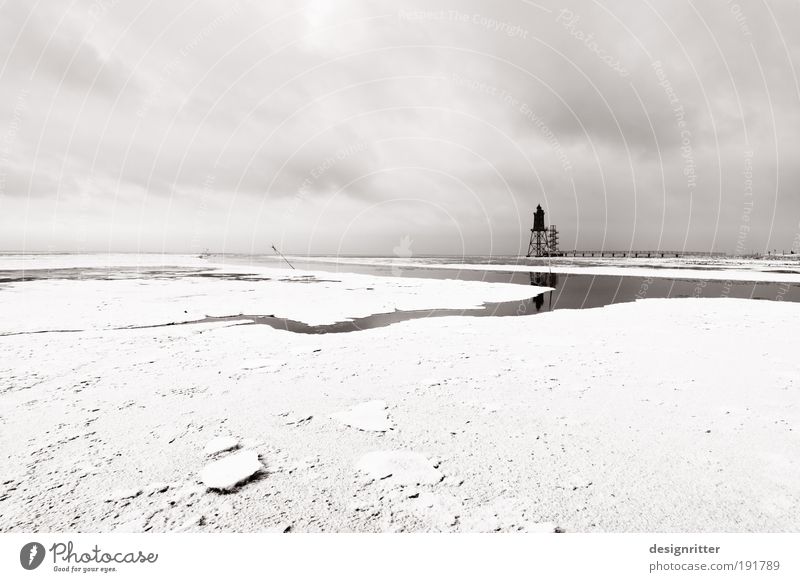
[527,204,559,257]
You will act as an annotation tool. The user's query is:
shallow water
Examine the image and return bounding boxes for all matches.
[119,261,800,334]
[182,270,798,334]
[3,261,799,335]
[238,257,800,309]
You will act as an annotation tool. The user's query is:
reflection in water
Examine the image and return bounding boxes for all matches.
[530,271,558,311]
[4,263,800,335]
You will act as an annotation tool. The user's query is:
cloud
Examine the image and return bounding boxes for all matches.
[1,0,799,254]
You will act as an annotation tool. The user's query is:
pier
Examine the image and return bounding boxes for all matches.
[560,250,728,258]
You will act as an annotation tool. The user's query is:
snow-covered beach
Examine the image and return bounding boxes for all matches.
[1,255,798,532]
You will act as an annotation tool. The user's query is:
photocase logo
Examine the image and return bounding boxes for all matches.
[20,542,46,570]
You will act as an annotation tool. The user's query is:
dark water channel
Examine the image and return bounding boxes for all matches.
[2,262,798,335]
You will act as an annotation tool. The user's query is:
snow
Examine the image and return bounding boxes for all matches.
[281,412,314,426]
[0,254,552,331]
[203,436,240,456]
[331,400,392,432]
[104,488,142,502]
[427,262,800,283]
[199,450,262,491]
[0,253,209,271]
[292,256,800,284]
[520,522,558,533]
[240,358,283,372]
[356,451,443,485]
[1,254,799,532]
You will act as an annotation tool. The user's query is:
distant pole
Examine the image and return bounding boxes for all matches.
[271,244,295,269]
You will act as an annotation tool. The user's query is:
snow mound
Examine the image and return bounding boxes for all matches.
[203,436,239,456]
[356,451,443,485]
[332,400,392,432]
[200,450,262,490]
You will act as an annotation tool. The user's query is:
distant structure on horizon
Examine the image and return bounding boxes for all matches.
[523,205,742,258]
[526,204,560,257]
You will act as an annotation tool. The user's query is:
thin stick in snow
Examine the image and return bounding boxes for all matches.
[272,245,295,270]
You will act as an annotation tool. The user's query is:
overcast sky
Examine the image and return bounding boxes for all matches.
[1,0,799,256]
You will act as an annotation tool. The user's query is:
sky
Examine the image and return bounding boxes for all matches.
[1,0,799,256]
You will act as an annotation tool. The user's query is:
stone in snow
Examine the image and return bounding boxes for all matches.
[356,451,443,485]
[203,436,239,456]
[200,450,262,490]
[331,400,392,432]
